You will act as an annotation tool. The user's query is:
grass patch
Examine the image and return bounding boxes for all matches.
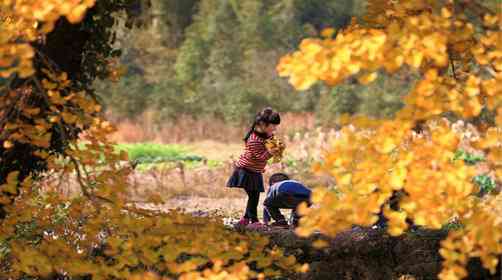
[113,143,226,171]
[115,143,189,161]
[115,143,204,163]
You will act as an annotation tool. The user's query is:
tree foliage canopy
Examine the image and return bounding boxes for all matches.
[278,1,502,279]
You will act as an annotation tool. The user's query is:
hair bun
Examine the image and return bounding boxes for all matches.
[245,107,280,142]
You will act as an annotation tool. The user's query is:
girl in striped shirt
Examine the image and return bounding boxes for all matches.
[226,107,281,227]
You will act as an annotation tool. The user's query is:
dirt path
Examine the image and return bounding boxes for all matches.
[135,195,294,221]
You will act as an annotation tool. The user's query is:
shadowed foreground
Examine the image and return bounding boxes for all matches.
[258,227,501,280]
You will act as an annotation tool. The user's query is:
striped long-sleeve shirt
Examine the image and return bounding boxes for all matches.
[236,132,272,173]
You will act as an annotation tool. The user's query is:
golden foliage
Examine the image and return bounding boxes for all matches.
[265,136,286,163]
[1,186,302,279]
[279,1,502,279]
[0,1,301,279]
[0,0,96,78]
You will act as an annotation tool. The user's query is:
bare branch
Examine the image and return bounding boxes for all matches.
[450,58,457,80]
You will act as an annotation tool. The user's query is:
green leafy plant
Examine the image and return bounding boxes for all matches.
[453,149,485,165]
[473,174,496,195]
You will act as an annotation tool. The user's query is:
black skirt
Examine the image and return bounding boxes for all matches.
[226,167,264,192]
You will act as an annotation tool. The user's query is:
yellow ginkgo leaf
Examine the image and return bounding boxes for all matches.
[441,8,452,18]
[3,140,13,149]
[337,173,352,186]
[2,171,19,194]
[358,72,378,85]
[389,167,407,190]
[321,27,336,38]
[410,52,424,68]
[67,4,89,24]
[291,74,318,91]
[375,137,396,154]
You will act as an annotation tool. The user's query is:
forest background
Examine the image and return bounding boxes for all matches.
[96,0,416,142]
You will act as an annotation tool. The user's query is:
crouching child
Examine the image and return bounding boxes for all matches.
[263,173,312,228]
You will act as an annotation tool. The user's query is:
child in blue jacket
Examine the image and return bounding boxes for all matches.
[263,173,312,228]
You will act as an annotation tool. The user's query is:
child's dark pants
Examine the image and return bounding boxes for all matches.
[263,193,310,225]
[244,190,260,222]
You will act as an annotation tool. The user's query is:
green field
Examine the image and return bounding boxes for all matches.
[114,143,222,170]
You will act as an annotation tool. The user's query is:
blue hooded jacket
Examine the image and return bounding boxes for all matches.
[266,180,311,200]
[263,180,311,223]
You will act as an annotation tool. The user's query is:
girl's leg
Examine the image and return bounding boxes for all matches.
[245,190,260,223]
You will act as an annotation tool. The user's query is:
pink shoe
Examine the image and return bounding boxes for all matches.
[235,217,250,227]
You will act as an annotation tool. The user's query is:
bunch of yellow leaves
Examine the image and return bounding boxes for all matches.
[265,136,286,163]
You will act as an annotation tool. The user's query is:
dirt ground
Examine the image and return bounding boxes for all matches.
[135,195,294,222]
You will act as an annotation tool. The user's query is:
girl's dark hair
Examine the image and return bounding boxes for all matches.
[243,107,281,142]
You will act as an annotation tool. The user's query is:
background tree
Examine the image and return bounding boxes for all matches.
[0,0,148,218]
[95,0,379,124]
